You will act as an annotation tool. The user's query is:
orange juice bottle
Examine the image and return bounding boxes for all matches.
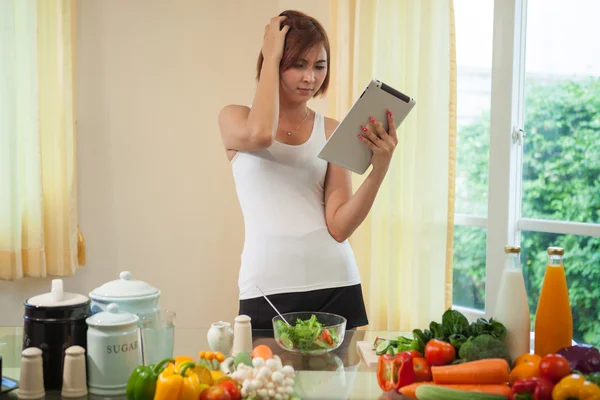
[534,247,573,356]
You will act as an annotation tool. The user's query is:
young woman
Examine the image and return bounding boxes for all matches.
[218,10,398,330]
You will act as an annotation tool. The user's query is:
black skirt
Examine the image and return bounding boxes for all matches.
[238,284,369,331]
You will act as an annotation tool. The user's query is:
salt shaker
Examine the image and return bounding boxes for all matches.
[231,314,253,356]
[61,345,88,398]
[18,347,45,400]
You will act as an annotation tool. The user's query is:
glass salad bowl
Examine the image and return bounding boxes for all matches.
[272,312,346,355]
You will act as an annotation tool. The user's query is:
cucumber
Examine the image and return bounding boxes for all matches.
[375,340,390,355]
[373,336,386,347]
[416,385,508,400]
[278,334,294,350]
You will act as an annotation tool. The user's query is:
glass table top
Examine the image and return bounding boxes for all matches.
[0,326,407,400]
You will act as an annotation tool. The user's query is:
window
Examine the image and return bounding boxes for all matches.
[452,0,600,348]
[453,0,494,311]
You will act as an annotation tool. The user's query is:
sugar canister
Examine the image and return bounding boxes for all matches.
[86,303,142,396]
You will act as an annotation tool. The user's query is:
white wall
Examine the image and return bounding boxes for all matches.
[0,0,330,328]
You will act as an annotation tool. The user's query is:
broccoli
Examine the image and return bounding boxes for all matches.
[458,334,512,365]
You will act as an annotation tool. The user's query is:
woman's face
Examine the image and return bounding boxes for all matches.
[280,44,328,102]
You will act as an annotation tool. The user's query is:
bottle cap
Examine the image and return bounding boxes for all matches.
[504,245,521,254]
[548,247,564,255]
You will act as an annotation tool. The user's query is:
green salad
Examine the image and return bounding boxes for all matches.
[275,314,340,352]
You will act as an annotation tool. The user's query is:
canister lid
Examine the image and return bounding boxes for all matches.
[89,271,159,299]
[26,279,89,308]
[86,303,139,327]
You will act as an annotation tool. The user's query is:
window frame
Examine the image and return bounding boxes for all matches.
[453,0,600,322]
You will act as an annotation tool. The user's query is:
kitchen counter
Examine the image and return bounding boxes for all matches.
[0,326,406,400]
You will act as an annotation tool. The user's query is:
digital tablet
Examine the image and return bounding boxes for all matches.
[318,79,416,174]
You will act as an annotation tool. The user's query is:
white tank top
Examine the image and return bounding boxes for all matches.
[231,111,361,300]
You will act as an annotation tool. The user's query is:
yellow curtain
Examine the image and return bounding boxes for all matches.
[329,0,457,330]
[0,0,84,281]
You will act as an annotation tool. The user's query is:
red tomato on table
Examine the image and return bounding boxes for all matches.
[539,353,571,383]
[413,357,433,382]
[424,339,456,366]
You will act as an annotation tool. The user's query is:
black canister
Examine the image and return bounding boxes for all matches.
[23,279,91,392]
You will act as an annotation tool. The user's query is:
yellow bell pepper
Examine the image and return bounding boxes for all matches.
[154,362,205,400]
[552,374,600,400]
[580,381,600,399]
[174,355,195,365]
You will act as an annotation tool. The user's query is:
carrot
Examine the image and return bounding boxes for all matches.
[431,358,510,385]
[399,382,428,398]
[399,382,512,398]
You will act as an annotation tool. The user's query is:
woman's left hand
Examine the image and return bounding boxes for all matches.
[358,110,398,174]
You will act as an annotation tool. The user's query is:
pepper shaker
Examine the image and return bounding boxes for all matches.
[18,347,45,400]
[231,314,253,356]
[61,345,88,398]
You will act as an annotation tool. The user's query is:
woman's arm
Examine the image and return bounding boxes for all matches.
[324,111,398,242]
[218,16,290,152]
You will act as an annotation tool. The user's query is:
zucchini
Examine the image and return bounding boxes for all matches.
[416,385,508,400]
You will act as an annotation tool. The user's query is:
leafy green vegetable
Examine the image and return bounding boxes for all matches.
[457,334,512,365]
[449,333,468,350]
[374,308,509,355]
[275,314,339,352]
[442,309,470,337]
[586,372,600,386]
[413,329,432,354]
[469,318,507,340]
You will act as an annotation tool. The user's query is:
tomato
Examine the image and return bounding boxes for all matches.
[199,385,232,400]
[218,380,241,400]
[407,350,423,359]
[424,339,456,366]
[412,357,432,382]
[539,353,571,383]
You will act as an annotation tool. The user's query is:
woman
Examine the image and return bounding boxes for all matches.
[218,10,398,331]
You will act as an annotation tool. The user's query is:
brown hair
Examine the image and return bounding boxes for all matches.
[256,10,331,97]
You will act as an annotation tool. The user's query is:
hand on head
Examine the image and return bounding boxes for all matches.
[262,16,291,62]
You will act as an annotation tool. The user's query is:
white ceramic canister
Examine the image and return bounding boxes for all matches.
[86,303,142,396]
[89,271,161,323]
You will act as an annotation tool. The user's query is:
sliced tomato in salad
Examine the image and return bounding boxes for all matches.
[318,329,334,346]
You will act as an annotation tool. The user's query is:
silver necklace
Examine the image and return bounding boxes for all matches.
[278,109,309,136]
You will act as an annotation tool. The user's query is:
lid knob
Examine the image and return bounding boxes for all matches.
[51,279,64,303]
[107,303,119,313]
[119,271,132,280]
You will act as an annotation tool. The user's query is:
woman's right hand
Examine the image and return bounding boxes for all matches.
[262,16,291,62]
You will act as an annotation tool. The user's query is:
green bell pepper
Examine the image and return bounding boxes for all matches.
[126,358,175,400]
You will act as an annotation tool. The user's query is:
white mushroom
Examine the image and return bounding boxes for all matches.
[266,358,279,370]
[252,357,266,368]
[282,365,295,377]
[271,371,284,383]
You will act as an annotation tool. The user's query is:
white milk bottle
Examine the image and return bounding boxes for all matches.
[493,245,531,361]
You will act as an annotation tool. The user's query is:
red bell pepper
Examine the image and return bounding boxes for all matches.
[376,351,416,392]
[510,377,554,400]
